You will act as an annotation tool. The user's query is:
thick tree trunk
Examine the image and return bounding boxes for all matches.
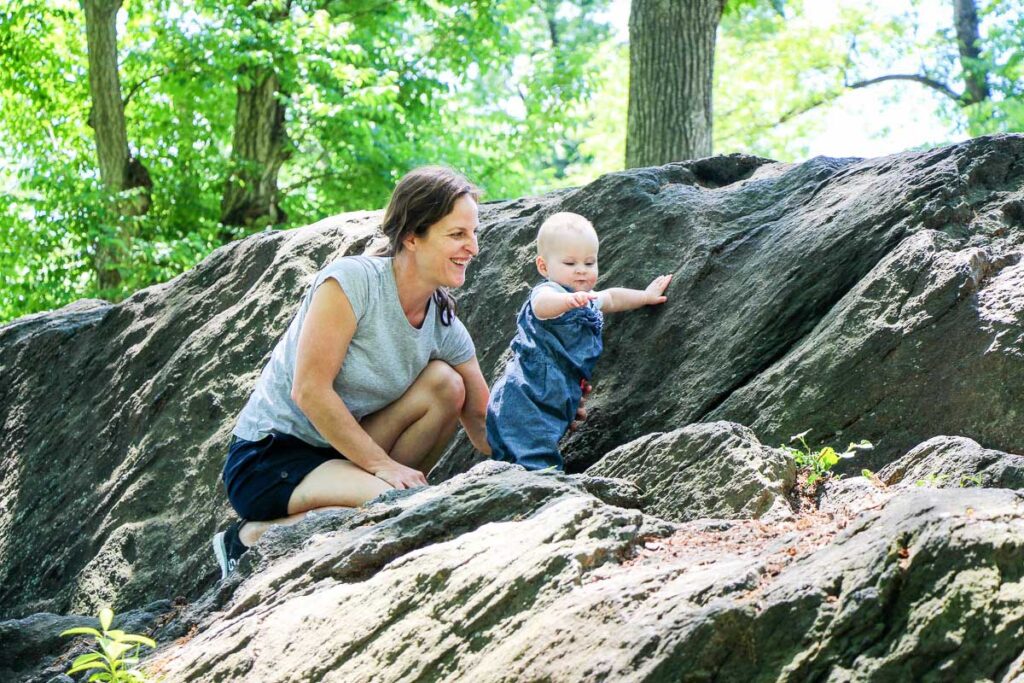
[83,0,129,190]
[219,69,289,237]
[626,0,726,168]
[953,0,989,105]
[83,0,150,291]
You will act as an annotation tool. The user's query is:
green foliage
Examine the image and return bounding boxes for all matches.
[782,430,873,487]
[915,472,984,488]
[5,0,1020,324]
[60,607,156,682]
[914,472,950,488]
[960,473,983,488]
[0,0,610,323]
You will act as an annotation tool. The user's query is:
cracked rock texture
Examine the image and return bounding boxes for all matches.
[587,421,795,522]
[3,135,1024,681]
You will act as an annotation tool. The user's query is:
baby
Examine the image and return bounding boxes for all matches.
[486,212,672,470]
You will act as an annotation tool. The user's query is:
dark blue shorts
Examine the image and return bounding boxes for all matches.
[223,432,345,521]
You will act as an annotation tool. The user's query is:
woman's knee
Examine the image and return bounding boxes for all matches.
[419,360,465,412]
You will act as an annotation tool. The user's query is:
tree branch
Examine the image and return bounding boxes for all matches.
[846,73,961,102]
[122,71,163,109]
[739,71,962,138]
[279,170,337,194]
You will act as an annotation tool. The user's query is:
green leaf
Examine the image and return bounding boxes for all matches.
[99,607,114,632]
[68,661,109,675]
[861,469,874,478]
[818,447,838,468]
[72,652,104,667]
[105,640,132,661]
[62,626,103,638]
[117,634,157,648]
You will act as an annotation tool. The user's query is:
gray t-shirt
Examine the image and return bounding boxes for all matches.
[233,256,476,447]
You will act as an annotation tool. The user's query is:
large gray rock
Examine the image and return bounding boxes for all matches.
[587,421,795,522]
[709,228,1024,473]
[2,135,1024,644]
[144,474,1024,682]
[879,435,1024,489]
[445,135,1024,475]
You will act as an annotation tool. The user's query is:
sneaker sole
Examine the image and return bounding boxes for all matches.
[212,532,229,580]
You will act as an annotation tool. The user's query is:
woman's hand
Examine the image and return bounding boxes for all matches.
[373,462,428,490]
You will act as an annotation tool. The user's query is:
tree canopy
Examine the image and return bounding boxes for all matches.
[0,0,1021,324]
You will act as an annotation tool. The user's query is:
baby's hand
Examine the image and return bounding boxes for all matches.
[565,291,597,310]
[644,274,673,305]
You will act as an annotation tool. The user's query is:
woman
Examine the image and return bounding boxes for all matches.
[213,166,491,579]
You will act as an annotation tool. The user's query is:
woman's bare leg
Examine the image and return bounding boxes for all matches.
[360,360,465,473]
[238,361,465,546]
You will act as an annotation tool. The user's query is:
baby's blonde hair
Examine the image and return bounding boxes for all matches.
[536,212,598,257]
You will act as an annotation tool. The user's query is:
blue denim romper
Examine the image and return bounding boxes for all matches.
[487,282,604,470]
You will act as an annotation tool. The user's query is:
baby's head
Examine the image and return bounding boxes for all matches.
[535,212,599,292]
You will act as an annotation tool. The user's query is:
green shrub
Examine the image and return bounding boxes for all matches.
[782,430,873,487]
[60,607,156,683]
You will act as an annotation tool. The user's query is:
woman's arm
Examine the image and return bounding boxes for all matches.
[453,356,491,454]
[291,279,427,489]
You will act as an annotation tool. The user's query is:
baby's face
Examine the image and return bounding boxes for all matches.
[538,231,599,292]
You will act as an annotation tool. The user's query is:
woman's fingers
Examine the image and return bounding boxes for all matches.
[375,463,428,489]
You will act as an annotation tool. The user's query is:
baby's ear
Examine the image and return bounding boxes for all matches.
[535,255,547,277]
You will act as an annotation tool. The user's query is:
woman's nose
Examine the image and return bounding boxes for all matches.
[467,233,479,255]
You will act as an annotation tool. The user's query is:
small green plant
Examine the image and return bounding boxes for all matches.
[782,430,873,487]
[60,607,156,682]
[914,472,984,488]
[915,473,950,488]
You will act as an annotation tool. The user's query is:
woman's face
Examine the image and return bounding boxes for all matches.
[406,194,480,288]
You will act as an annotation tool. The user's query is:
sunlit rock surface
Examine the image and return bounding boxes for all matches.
[3,135,1024,681]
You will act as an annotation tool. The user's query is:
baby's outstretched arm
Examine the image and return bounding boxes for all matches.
[533,289,598,319]
[597,274,673,313]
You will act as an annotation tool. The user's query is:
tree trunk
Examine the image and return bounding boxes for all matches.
[626,0,726,168]
[83,0,150,291]
[219,68,289,237]
[953,0,989,105]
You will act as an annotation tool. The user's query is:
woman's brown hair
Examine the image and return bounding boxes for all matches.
[376,166,480,326]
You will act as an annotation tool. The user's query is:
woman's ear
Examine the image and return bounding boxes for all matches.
[402,232,418,252]
[536,255,548,277]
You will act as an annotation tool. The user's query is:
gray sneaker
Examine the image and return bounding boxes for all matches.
[212,520,247,580]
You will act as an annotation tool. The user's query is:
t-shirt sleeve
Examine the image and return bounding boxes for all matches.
[316,258,373,321]
[436,315,476,366]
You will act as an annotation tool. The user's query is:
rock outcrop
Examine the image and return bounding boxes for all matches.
[2,135,1024,681]
[135,471,1024,682]
[587,421,795,522]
